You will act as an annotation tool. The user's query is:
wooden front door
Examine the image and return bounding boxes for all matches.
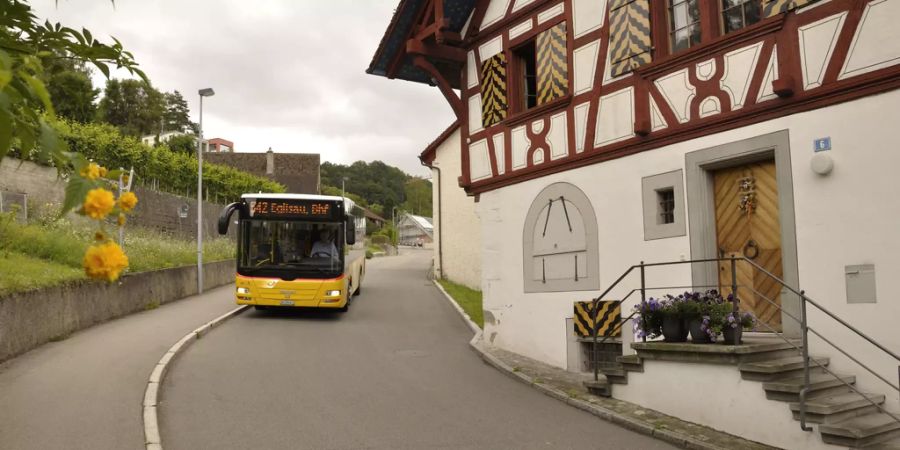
[714,160,783,332]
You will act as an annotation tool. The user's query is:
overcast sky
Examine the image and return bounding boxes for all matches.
[32,0,455,177]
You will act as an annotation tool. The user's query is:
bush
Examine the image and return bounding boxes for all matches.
[15,121,285,203]
[365,250,373,259]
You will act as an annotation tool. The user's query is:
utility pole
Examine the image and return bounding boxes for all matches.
[197,88,215,294]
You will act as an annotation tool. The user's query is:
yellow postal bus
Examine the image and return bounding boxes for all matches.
[217,194,366,312]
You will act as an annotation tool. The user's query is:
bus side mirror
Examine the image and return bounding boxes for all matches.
[345,216,356,245]
[218,202,242,235]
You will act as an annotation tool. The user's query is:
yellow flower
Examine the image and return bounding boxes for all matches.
[118,191,138,212]
[80,163,102,180]
[83,188,115,220]
[83,241,129,282]
[117,213,126,227]
[99,166,108,177]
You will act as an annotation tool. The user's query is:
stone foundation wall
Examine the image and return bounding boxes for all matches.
[0,260,236,363]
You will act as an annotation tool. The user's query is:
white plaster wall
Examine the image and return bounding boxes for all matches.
[432,129,483,290]
[476,89,900,411]
[615,360,829,450]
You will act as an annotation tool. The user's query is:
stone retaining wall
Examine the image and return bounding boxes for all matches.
[0,260,236,363]
[0,158,232,238]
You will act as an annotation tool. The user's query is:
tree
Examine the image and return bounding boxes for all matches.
[400,177,432,217]
[42,53,98,123]
[97,78,165,137]
[164,133,197,155]
[320,160,409,215]
[163,90,195,133]
[0,0,145,166]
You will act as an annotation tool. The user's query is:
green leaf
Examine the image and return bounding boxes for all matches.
[0,109,12,161]
[60,175,93,218]
[20,73,54,115]
[94,61,110,79]
[38,120,64,164]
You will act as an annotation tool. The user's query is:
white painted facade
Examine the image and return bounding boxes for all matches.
[476,90,900,416]
[430,128,483,290]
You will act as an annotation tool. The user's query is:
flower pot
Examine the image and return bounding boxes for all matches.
[722,326,743,345]
[661,316,688,342]
[688,318,712,344]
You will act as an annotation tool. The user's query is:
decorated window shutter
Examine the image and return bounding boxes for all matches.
[480,53,508,127]
[762,0,817,17]
[536,22,569,105]
[608,0,652,77]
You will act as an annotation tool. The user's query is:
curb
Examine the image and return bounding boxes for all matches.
[429,280,725,450]
[142,305,249,450]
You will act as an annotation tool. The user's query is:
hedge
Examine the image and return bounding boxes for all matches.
[17,121,285,202]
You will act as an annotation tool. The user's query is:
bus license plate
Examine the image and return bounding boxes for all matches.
[280,300,294,306]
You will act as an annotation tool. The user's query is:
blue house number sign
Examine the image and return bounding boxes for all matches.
[814,137,832,152]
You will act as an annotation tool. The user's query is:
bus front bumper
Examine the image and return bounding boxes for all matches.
[234,275,347,308]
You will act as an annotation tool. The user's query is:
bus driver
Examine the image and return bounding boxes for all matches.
[310,229,338,258]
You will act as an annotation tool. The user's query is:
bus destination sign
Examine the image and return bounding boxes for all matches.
[250,199,338,220]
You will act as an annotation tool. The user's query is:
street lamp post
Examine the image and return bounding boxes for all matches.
[197,87,215,294]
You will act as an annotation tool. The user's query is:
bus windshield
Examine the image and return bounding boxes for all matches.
[239,219,343,278]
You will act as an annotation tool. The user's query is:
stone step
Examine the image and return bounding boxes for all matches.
[616,354,643,372]
[789,392,885,424]
[866,437,900,449]
[740,356,829,381]
[583,378,611,397]
[632,339,801,365]
[819,413,900,448]
[599,366,628,385]
[763,373,856,402]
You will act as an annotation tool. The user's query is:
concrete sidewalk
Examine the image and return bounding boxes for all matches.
[472,341,779,450]
[0,284,238,450]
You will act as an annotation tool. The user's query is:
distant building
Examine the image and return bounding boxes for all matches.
[363,208,386,230]
[141,131,188,147]
[207,138,234,153]
[140,131,231,153]
[204,148,320,194]
[397,213,433,246]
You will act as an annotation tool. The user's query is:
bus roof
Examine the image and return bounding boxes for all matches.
[241,193,344,202]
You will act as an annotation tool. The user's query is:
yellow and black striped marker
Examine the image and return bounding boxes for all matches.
[574,301,621,338]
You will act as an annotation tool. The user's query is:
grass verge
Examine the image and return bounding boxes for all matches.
[0,251,84,293]
[437,279,483,329]
[0,213,235,296]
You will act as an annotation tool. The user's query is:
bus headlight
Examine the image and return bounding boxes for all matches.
[325,290,341,297]
[237,287,250,294]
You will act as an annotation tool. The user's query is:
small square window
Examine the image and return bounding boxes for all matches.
[657,188,676,225]
[642,170,686,240]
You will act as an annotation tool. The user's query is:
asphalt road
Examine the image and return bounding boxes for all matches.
[161,248,676,450]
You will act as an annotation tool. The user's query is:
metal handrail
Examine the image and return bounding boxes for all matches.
[586,256,900,431]
[742,284,900,428]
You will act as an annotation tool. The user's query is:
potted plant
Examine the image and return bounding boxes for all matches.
[660,294,689,342]
[633,298,663,340]
[681,290,728,343]
[722,310,757,345]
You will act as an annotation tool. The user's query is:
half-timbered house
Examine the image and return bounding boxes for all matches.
[369,0,900,447]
